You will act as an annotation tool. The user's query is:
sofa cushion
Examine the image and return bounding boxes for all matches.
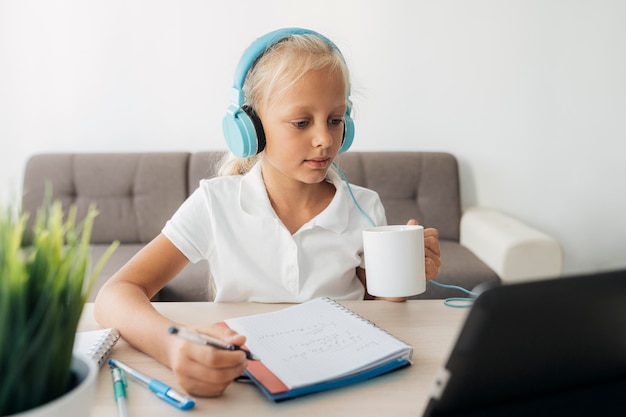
[335,152,461,241]
[89,243,145,301]
[88,243,211,302]
[411,240,499,299]
[187,152,225,194]
[22,152,189,244]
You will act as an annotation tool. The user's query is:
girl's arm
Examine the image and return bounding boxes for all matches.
[94,234,247,397]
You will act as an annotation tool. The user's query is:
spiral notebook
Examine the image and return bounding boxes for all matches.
[73,328,120,368]
[224,297,413,401]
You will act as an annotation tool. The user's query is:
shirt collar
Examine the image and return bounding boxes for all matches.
[239,162,275,218]
[239,161,350,233]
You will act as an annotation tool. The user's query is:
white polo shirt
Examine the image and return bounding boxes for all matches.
[162,161,386,303]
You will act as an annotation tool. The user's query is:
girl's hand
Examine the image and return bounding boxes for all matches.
[407,219,441,280]
[370,219,442,302]
[168,324,248,397]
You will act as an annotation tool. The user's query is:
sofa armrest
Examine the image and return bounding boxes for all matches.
[460,207,563,283]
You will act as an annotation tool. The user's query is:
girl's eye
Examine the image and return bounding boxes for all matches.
[329,118,344,126]
[293,120,309,128]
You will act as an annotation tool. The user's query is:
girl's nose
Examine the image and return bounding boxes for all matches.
[312,124,336,148]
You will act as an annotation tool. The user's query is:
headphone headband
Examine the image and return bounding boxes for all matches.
[232,28,340,100]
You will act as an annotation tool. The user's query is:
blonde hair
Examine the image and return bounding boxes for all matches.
[218,33,350,176]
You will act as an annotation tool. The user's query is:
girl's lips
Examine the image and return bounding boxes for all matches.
[306,158,330,169]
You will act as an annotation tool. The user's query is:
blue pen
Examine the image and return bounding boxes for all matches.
[110,365,129,417]
[109,358,195,410]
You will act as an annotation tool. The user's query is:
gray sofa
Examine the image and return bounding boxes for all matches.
[21,151,562,302]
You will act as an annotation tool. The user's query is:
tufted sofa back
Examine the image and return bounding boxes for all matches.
[22,151,462,244]
[22,153,189,244]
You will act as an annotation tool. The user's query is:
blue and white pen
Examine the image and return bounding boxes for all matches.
[110,365,129,417]
[109,358,195,410]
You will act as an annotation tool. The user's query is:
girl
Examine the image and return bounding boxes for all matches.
[94,28,441,397]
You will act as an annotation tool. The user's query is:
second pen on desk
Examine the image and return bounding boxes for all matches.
[109,359,195,411]
[167,325,260,361]
[110,365,129,417]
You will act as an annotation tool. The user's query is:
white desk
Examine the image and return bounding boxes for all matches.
[79,300,467,417]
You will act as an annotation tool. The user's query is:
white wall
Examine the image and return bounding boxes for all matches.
[1,0,625,276]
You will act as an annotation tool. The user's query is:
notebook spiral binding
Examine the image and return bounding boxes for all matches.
[86,328,121,367]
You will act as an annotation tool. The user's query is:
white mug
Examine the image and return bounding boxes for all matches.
[362,225,426,297]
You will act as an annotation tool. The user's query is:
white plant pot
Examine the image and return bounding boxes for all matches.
[7,354,98,417]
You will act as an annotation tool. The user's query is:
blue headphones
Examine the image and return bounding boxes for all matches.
[222,28,355,158]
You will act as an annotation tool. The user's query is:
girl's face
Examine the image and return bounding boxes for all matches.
[259,67,347,187]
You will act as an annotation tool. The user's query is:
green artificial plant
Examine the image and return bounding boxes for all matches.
[0,200,118,415]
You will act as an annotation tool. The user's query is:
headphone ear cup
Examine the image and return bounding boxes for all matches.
[339,113,354,154]
[242,105,266,153]
[222,105,262,158]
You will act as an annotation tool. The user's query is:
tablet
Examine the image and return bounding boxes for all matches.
[423,269,626,417]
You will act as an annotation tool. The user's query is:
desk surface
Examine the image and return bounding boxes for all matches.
[79,300,467,417]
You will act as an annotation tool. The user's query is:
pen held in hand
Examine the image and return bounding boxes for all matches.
[167,325,260,361]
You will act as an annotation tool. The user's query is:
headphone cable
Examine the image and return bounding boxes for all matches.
[334,162,377,227]
[427,280,478,308]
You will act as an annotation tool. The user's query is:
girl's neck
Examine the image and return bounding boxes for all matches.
[261,168,336,234]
